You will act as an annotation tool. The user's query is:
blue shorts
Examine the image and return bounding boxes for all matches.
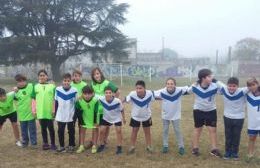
[248,129,260,136]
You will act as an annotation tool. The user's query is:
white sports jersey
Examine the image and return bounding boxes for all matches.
[188,81,223,112]
[220,87,247,119]
[99,97,123,124]
[246,92,260,130]
[125,90,155,121]
[55,86,77,122]
[154,87,188,120]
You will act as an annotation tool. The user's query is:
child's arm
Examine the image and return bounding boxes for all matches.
[75,101,83,126]
[93,101,99,126]
[122,91,132,104]
[153,89,163,100]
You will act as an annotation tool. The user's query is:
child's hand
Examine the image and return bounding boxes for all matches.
[12,87,18,92]
[94,124,99,128]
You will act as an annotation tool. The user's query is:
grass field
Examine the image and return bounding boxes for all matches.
[0,77,260,168]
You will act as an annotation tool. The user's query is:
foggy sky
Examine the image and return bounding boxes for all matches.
[117,0,260,58]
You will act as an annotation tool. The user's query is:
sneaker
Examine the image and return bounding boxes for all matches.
[16,141,23,147]
[192,148,200,156]
[76,145,85,154]
[50,144,57,151]
[30,145,38,149]
[245,155,254,163]
[178,147,185,155]
[57,147,66,153]
[162,146,169,153]
[223,152,231,160]
[232,153,239,161]
[42,143,50,150]
[127,146,136,155]
[85,141,93,150]
[146,146,153,154]
[210,149,222,158]
[91,145,97,154]
[116,146,122,155]
[97,145,105,153]
[67,146,75,153]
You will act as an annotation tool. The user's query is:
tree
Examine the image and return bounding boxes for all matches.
[0,0,129,79]
[233,37,260,61]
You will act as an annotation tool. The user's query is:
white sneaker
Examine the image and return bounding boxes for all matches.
[16,141,22,147]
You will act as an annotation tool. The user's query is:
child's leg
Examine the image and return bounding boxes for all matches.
[39,119,48,144]
[11,122,20,141]
[232,119,244,155]
[57,122,66,147]
[20,121,29,145]
[104,126,110,144]
[248,135,257,156]
[162,119,170,147]
[47,119,55,145]
[92,128,98,146]
[207,126,217,150]
[192,127,203,149]
[99,126,107,145]
[224,116,232,154]
[28,119,37,145]
[68,122,75,147]
[115,126,123,146]
[172,119,184,148]
[130,127,139,147]
[143,127,152,147]
[79,128,86,145]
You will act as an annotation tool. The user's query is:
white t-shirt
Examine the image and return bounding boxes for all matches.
[154,87,188,120]
[220,87,247,119]
[125,90,155,122]
[187,81,223,112]
[55,86,77,122]
[246,92,260,130]
[99,97,123,124]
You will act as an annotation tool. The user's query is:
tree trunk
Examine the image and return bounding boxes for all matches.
[50,60,63,82]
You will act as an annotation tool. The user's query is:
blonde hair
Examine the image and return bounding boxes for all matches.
[247,77,259,87]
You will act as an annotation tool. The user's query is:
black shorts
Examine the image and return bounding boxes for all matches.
[99,118,122,126]
[130,118,152,128]
[193,109,217,128]
[0,112,17,126]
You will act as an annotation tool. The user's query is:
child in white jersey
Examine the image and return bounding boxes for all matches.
[246,77,260,161]
[154,78,188,155]
[124,80,155,154]
[220,77,247,160]
[55,73,77,153]
[97,86,125,155]
[187,69,223,157]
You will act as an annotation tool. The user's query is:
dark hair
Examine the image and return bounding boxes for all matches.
[198,69,212,83]
[166,77,176,85]
[227,77,239,86]
[104,86,113,92]
[0,88,6,96]
[38,69,48,76]
[135,80,146,88]
[91,67,105,83]
[247,77,259,87]
[72,69,82,76]
[14,74,27,82]
[62,73,72,80]
[82,85,94,94]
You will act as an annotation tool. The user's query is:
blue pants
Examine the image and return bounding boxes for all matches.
[20,119,37,146]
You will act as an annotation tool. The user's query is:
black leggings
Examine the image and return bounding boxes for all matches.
[57,122,75,147]
[39,119,55,145]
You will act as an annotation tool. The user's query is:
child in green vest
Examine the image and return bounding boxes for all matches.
[76,85,99,154]
[32,69,56,150]
[0,88,22,147]
[71,69,87,146]
[14,74,37,147]
[91,67,119,147]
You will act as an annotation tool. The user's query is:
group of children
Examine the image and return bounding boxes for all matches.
[0,68,259,161]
